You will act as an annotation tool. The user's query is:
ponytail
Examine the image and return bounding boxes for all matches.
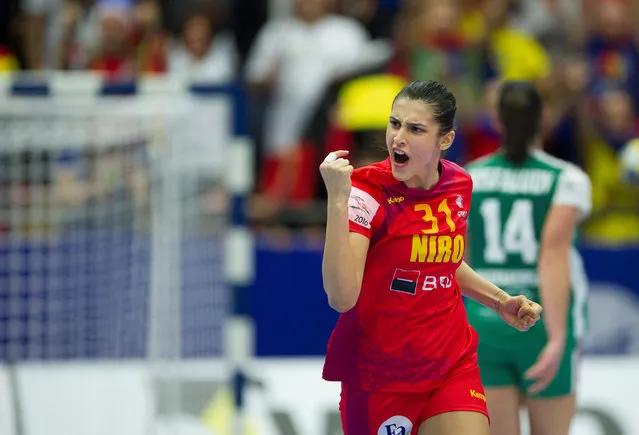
[498,81,542,166]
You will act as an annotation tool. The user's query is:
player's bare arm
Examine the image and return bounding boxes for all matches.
[456,261,542,331]
[320,150,369,312]
[536,204,580,346]
[523,204,581,392]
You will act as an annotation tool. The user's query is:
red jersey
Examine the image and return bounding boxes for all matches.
[322,158,478,393]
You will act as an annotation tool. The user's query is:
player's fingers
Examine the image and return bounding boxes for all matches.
[518,320,533,331]
[525,355,557,380]
[331,150,350,158]
[526,300,542,314]
[323,150,349,163]
[525,360,547,380]
[332,159,350,168]
[339,165,354,176]
[527,362,558,393]
[517,304,533,319]
[518,301,541,320]
[320,158,346,168]
[527,376,551,394]
[513,296,526,316]
[320,159,350,174]
[521,311,539,324]
[512,318,529,331]
[520,313,538,330]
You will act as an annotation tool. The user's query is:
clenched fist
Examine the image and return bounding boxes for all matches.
[319,150,354,202]
[498,294,543,332]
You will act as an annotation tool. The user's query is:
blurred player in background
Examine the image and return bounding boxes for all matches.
[319,80,542,435]
[465,81,592,435]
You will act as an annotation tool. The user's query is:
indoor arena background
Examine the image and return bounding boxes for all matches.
[0,0,638,434]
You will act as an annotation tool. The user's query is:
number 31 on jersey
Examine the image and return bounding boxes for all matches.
[410,199,464,264]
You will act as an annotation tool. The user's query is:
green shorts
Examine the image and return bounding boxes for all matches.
[476,333,580,398]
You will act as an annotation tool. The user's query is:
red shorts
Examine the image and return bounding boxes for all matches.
[339,353,489,434]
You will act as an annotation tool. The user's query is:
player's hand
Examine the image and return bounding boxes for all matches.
[319,150,353,202]
[525,339,564,394]
[499,295,543,332]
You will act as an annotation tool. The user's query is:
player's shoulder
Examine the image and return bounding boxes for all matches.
[352,158,395,191]
[442,158,471,178]
[465,152,503,172]
[349,160,391,224]
[531,150,591,185]
[441,159,473,188]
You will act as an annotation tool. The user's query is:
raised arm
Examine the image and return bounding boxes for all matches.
[322,219,370,312]
[320,151,370,312]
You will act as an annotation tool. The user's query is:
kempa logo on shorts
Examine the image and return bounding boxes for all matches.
[470,389,486,402]
[378,415,413,435]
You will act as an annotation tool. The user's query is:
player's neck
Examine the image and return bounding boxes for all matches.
[404,160,441,190]
[530,136,543,151]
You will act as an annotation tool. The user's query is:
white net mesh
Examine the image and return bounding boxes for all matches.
[0,93,232,362]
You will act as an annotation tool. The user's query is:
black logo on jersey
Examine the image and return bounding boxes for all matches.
[390,269,420,295]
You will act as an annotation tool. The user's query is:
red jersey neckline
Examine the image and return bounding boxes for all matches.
[378,157,447,196]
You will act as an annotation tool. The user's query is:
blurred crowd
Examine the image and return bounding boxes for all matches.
[1,0,638,245]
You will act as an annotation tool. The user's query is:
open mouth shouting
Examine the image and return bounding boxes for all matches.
[392,148,409,167]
